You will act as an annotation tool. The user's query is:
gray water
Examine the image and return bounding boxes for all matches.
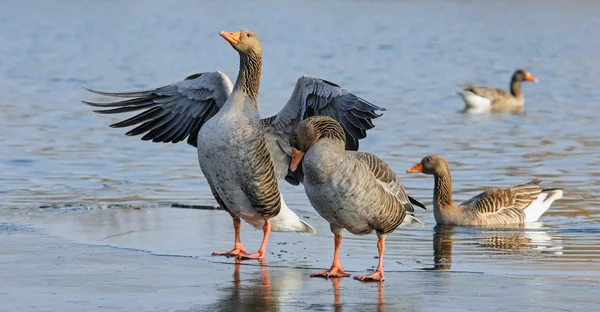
[1,0,599,311]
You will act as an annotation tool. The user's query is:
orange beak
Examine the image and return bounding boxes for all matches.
[406,163,423,174]
[219,31,240,45]
[525,72,538,83]
[290,148,305,172]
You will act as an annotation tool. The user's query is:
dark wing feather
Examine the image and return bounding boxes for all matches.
[262,76,385,184]
[409,196,427,210]
[82,71,233,147]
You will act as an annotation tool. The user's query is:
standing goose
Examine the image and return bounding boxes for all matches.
[82,30,385,260]
[457,69,538,112]
[289,116,425,281]
[406,155,563,226]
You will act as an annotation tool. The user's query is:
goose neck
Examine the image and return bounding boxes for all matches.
[433,169,454,207]
[233,51,262,102]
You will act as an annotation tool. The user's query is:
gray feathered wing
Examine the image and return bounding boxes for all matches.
[82,71,233,147]
[262,76,385,185]
[351,152,414,210]
[350,152,426,211]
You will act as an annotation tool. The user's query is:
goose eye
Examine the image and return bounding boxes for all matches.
[246,33,251,37]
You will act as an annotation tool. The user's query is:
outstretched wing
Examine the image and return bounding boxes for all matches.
[82,71,233,147]
[261,75,385,184]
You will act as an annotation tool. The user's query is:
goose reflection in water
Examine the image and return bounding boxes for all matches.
[186,258,387,312]
[187,259,275,312]
[422,224,563,271]
[330,278,385,312]
[189,257,317,312]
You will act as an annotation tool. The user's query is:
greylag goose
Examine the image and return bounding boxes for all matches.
[406,155,563,226]
[457,69,538,112]
[289,116,425,281]
[82,30,385,260]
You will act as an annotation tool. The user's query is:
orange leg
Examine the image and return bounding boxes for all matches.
[354,238,385,282]
[311,234,350,278]
[212,218,248,257]
[239,221,271,260]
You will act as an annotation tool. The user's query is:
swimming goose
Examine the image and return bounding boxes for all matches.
[457,69,537,113]
[82,30,385,260]
[289,116,425,281]
[406,155,563,226]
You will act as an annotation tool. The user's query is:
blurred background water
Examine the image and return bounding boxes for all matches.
[1,0,599,310]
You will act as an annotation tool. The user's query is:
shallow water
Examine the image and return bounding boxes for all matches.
[1,0,599,311]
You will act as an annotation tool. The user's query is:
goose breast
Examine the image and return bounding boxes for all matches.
[197,103,277,227]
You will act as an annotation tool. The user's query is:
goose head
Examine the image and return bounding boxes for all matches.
[513,69,538,83]
[407,155,449,175]
[289,116,346,172]
[219,29,262,56]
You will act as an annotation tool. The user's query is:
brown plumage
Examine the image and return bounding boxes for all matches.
[407,155,563,226]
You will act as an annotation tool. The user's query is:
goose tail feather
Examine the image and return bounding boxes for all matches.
[524,189,564,222]
[268,195,316,234]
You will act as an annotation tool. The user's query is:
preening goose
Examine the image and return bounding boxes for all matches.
[406,155,563,226]
[457,69,537,113]
[82,30,384,260]
[289,116,425,281]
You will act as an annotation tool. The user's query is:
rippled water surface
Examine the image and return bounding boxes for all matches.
[1,0,599,311]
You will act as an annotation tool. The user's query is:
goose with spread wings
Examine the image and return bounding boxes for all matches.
[82,29,385,260]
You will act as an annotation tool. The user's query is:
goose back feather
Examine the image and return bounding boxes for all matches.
[462,85,518,104]
[459,181,562,226]
[351,152,416,213]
